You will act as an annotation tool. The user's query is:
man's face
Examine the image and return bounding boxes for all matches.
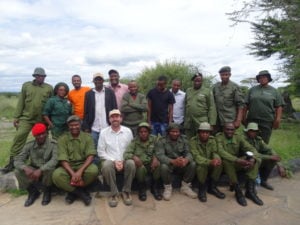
[34,75,46,85]
[35,132,47,145]
[57,85,68,98]
[157,80,166,92]
[220,72,231,84]
[258,75,269,86]
[172,81,181,93]
[72,76,82,89]
[224,124,235,138]
[138,127,150,142]
[198,130,210,143]
[68,121,81,136]
[93,77,104,89]
[128,82,138,95]
[109,72,120,86]
[193,76,202,89]
[109,114,122,128]
[168,128,180,141]
[247,130,258,139]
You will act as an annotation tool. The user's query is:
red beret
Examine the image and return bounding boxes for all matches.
[32,123,47,136]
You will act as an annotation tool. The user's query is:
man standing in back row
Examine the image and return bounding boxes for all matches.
[108,69,128,109]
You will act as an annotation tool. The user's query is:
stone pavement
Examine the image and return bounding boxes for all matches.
[0,173,300,225]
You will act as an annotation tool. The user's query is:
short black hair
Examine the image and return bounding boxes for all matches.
[157,75,168,82]
[108,69,119,76]
[72,74,81,80]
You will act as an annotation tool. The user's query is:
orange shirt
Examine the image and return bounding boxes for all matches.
[68,86,91,120]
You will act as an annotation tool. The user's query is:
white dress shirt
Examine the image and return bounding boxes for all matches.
[171,89,186,124]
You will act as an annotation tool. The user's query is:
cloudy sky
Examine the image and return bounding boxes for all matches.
[0,0,284,92]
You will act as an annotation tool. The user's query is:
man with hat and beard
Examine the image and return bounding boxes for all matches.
[2,67,53,174]
[14,123,58,207]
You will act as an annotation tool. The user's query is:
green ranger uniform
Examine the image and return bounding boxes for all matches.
[121,92,148,136]
[215,133,261,183]
[155,135,195,184]
[245,85,285,143]
[11,81,53,157]
[14,137,58,189]
[189,136,222,184]
[43,96,72,139]
[213,80,244,125]
[184,87,217,139]
[52,132,98,192]
[124,135,160,182]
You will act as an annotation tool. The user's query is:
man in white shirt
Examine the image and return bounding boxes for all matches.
[97,109,135,207]
[171,79,185,125]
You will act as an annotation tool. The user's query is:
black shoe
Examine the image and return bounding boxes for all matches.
[1,157,14,174]
[72,189,92,206]
[138,182,147,201]
[260,181,274,190]
[24,186,40,207]
[234,184,247,207]
[41,187,51,206]
[151,182,162,201]
[65,192,77,204]
[198,183,207,202]
[207,181,225,199]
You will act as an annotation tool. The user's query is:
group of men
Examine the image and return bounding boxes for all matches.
[1,66,286,209]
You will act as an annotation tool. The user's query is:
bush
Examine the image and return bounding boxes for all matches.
[0,94,18,120]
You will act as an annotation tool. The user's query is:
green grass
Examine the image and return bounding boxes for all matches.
[0,95,18,120]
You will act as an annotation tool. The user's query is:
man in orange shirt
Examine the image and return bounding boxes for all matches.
[68,75,91,120]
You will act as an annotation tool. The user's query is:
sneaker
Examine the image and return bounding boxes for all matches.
[163,184,172,201]
[180,181,197,199]
[121,192,132,206]
[108,195,119,207]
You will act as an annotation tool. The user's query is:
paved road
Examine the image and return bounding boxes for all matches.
[0,173,300,225]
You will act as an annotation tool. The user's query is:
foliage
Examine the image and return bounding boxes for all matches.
[0,94,18,120]
[228,0,300,95]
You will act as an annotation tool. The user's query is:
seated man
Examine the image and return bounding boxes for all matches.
[124,122,162,201]
[244,122,286,190]
[98,109,135,207]
[14,123,58,207]
[155,123,197,201]
[216,123,263,206]
[189,122,225,202]
[52,115,99,206]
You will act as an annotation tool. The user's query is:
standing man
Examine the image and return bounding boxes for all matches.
[216,123,263,207]
[121,80,148,136]
[213,66,244,132]
[82,73,117,148]
[184,73,217,139]
[108,69,128,109]
[68,75,91,120]
[2,67,53,174]
[170,79,185,126]
[189,122,225,202]
[14,123,57,207]
[52,115,99,206]
[155,123,197,201]
[98,109,135,207]
[147,75,175,136]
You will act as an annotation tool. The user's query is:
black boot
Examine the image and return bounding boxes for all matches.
[151,180,162,201]
[65,192,77,204]
[24,185,40,207]
[234,184,247,207]
[260,168,274,190]
[207,180,225,199]
[41,187,52,206]
[1,156,14,174]
[72,188,91,206]
[245,180,264,206]
[198,183,207,202]
[138,182,147,201]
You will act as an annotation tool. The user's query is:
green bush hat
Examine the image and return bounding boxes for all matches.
[32,67,46,77]
[167,123,181,132]
[219,66,231,73]
[54,82,70,96]
[137,122,151,132]
[256,70,273,82]
[198,122,212,131]
[67,115,81,124]
[191,72,203,81]
[244,122,259,132]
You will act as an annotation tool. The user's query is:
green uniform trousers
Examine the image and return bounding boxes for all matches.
[52,164,98,192]
[10,120,35,157]
[260,159,277,181]
[15,167,54,189]
[160,161,196,185]
[196,164,223,184]
[223,159,259,183]
[135,164,160,182]
[101,159,136,196]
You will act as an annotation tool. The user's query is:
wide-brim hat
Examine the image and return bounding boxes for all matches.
[244,122,259,132]
[219,66,231,73]
[137,122,151,132]
[93,72,104,81]
[32,67,46,77]
[67,115,81,123]
[167,123,181,132]
[256,70,273,82]
[198,122,212,131]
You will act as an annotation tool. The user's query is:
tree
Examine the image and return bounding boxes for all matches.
[228,0,300,95]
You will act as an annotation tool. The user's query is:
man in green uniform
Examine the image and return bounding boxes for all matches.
[52,115,99,206]
[184,73,217,139]
[244,122,286,190]
[124,122,162,201]
[189,122,225,202]
[14,123,58,207]
[216,123,263,206]
[213,66,244,132]
[2,67,53,174]
[155,123,197,201]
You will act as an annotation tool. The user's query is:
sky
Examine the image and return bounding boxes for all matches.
[0,0,286,92]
